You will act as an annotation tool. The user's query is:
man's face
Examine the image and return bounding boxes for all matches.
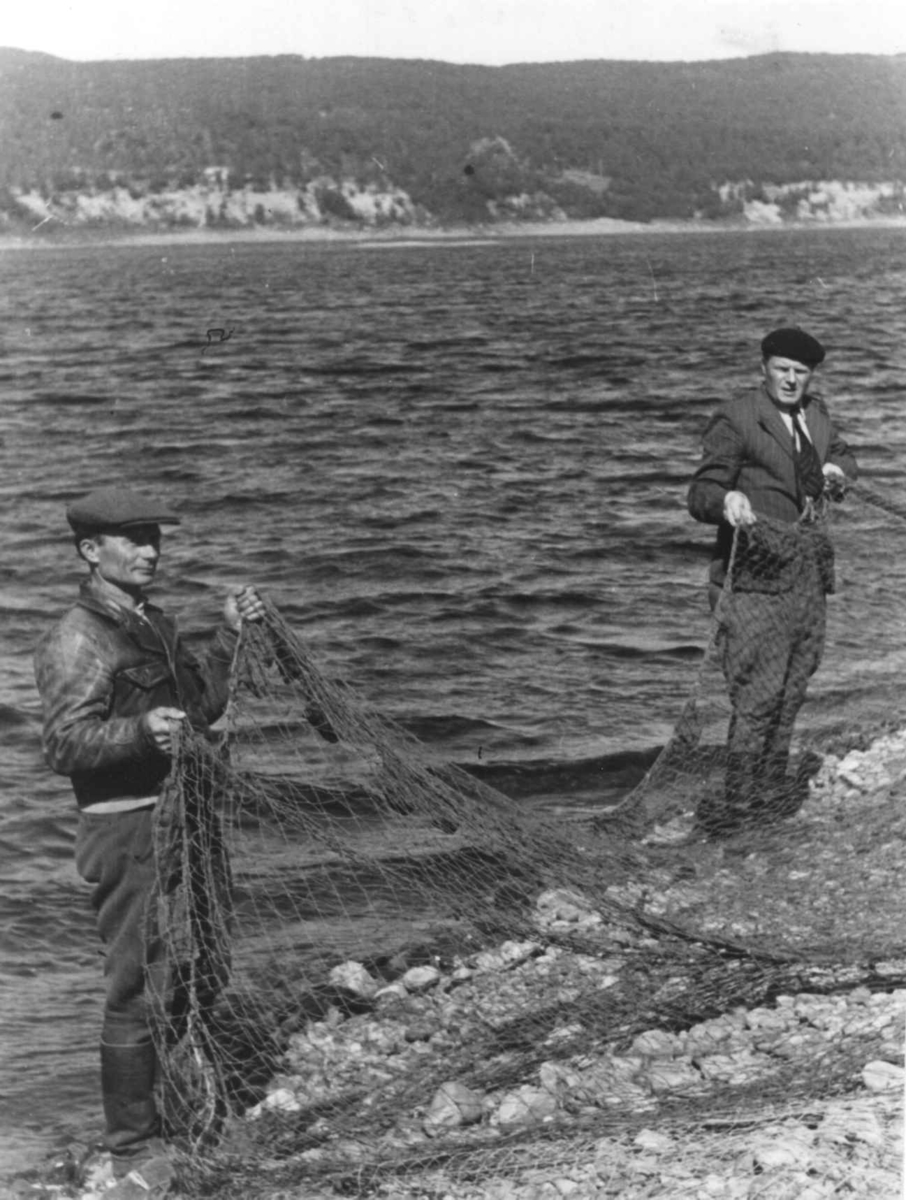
[81,524,162,594]
[762,355,813,408]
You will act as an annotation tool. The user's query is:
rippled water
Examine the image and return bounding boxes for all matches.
[1,225,905,1173]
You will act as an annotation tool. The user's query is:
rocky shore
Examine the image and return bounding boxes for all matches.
[227,945,902,1200]
[8,732,905,1200]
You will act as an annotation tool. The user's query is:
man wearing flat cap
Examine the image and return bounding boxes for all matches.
[34,485,265,1195]
[687,328,857,836]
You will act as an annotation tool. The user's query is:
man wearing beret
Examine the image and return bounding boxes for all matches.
[34,486,266,1196]
[687,328,858,836]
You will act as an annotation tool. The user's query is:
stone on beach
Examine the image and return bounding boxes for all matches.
[400,964,442,992]
[246,1086,303,1119]
[423,1082,485,1133]
[328,960,380,999]
[632,1128,674,1153]
[473,939,541,974]
[491,1085,558,1129]
[862,1059,904,1092]
[751,1132,815,1170]
[534,887,604,932]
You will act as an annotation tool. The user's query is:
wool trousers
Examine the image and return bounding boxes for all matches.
[76,794,233,1164]
[715,576,826,817]
[75,806,166,1165]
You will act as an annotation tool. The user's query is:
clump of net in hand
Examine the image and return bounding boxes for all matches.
[149,480,906,1197]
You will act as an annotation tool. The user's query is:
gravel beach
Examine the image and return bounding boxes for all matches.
[7,731,905,1200]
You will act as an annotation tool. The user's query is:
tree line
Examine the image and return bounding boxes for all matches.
[1,48,904,224]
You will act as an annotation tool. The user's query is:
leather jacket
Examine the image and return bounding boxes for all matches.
[34,575,238,808]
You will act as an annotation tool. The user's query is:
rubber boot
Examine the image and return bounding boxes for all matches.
[100,1038,162,1172]
[757,753,792,821]
[695,753,759,837]
[764,751,820,821]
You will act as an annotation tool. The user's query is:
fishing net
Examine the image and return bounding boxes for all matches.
[148,481,906,1198]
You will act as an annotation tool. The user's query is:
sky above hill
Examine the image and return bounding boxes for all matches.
[1,0,903,63]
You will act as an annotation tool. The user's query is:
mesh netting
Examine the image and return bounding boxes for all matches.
[148,482,906,1198]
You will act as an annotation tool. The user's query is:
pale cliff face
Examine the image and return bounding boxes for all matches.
[8,177,422,231]
[721,179,904,226]
[6,176,904,232]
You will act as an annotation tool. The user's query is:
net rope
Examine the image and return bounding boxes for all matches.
[147,480,906,1197]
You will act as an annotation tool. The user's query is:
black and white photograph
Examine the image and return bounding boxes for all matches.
[1,3,904,1197]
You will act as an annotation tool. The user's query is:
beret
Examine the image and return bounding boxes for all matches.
[66,486,182,533]
[760,327,826,368]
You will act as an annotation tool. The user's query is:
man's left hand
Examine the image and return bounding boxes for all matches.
[822,463,847,501]
[224,585,267,630]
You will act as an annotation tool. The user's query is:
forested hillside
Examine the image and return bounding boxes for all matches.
[1,48,904,227]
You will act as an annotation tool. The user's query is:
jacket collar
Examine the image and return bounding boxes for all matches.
[756,383,812,456]
[77,575,171,656]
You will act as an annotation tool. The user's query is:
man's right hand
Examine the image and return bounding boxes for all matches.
[142,706,187,754]
[723,490,757,527]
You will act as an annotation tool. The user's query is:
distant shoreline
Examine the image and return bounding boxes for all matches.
[1,214,905,251]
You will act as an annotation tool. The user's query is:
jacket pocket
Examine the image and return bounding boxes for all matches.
[112,659,176,717]
[119,661,173,690]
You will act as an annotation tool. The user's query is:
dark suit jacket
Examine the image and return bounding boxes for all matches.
[687,385,858,591]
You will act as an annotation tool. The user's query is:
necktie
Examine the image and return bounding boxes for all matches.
[790,408,824,502]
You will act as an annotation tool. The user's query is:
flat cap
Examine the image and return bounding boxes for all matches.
[761,327,826,368]
[66,486,182,533]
